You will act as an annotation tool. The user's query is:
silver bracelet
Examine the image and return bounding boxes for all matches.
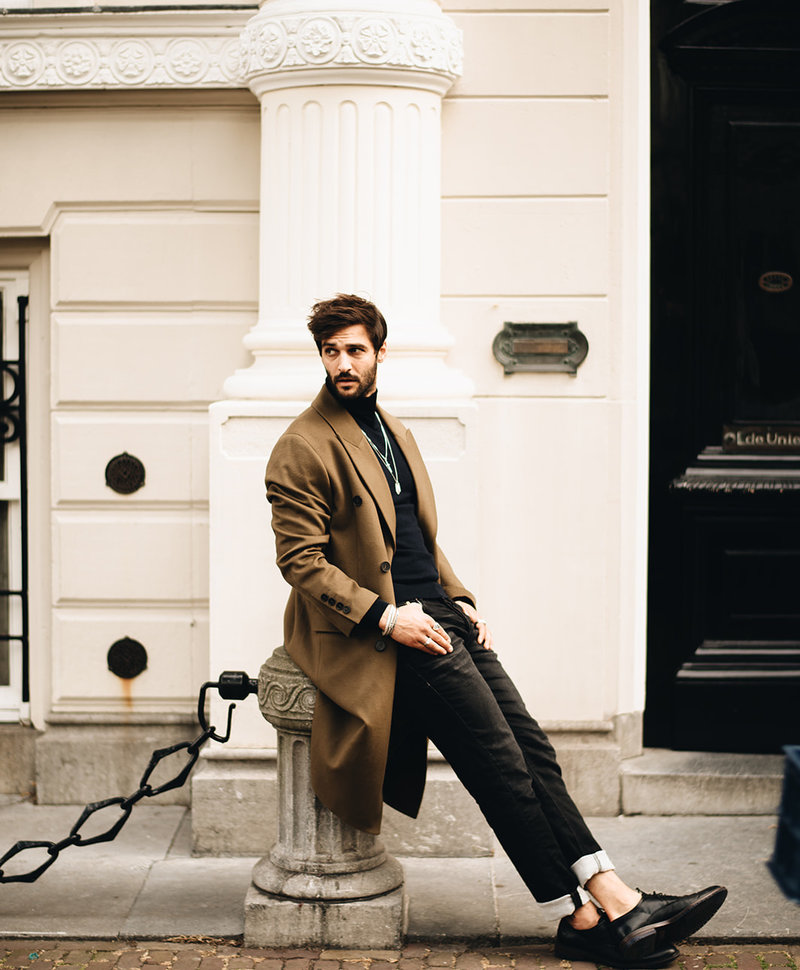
[383,604,398,637]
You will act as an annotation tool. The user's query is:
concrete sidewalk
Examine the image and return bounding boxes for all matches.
[0,801,797,943]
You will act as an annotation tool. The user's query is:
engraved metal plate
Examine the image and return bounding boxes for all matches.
[492,322,588,374]
[722,424,800,454]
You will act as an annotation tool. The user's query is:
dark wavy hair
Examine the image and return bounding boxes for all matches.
[307,294,387,354]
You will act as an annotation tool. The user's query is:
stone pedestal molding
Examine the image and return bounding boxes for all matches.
[243,645,405,947]
[225,0,471,402]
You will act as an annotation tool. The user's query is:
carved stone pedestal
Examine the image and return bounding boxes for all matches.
[244,646,405,948]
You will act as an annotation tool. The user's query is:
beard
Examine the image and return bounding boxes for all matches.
[331,360,378,400]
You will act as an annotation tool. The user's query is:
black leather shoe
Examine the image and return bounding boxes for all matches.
[555,914,680,968]
[609,886,728,948]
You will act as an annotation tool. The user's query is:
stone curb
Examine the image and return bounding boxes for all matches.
[1,942,799,970]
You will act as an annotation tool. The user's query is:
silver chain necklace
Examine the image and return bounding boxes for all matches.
[362,414,401,494]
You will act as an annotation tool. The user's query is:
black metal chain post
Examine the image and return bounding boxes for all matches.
[0,671,258,884]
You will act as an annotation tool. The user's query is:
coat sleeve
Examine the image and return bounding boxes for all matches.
[265,431,381,634]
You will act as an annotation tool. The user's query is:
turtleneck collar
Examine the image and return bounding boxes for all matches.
[325,376,379,426]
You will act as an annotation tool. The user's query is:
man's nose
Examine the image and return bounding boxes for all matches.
[337,355,352,372]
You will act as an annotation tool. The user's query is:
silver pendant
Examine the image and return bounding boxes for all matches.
[395,481,401,494]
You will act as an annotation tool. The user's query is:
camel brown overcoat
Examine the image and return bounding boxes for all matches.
[265,385,473,834]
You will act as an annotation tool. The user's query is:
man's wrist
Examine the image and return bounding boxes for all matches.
[363,597,391,633]
[381,604,399,637]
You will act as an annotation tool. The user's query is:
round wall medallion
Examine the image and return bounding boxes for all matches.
[107,637,148,680]
[297,17,341,64]
[758,271,793,293]
[4,43,45,86]
[105,452,145,494]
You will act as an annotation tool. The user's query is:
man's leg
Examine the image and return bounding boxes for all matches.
[392,598,726,964]
[449,601,614,885]
[393,601,596,918]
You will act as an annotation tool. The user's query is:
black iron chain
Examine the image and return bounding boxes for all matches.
[0,671,258,885]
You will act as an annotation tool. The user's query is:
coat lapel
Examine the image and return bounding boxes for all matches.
[312,387,397,540]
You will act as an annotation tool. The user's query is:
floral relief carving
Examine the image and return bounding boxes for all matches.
[354,19,394,63]
[410,27,437,67]
[239,10,461,84]
[297,17,339,63]
[256,23,286,68]
[0,7,461,91]
[4,43,44,84]
[111,40,152,83]
[167,39,207,82]
[57,42,98,83]
[0,32,243,89]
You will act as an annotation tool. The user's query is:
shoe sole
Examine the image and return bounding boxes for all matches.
[622,887,728,949]
[554,941,678,969]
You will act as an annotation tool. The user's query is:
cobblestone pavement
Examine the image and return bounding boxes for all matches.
[0,941,798,970]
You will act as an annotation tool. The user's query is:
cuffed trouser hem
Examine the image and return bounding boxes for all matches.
[571,849,615,887]
[537,885,590,920]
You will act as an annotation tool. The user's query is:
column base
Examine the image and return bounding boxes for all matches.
[244,883,405,948]
[253,852,404,900]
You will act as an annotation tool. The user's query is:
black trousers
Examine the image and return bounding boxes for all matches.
[390,597,611,916]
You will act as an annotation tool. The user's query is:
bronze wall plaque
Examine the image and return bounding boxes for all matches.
[492,322,588,374]
[722,424,800,453]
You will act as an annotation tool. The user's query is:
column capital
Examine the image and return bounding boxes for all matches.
[239,0,462,96]
[258,646,316,732]
[227,0,471,403]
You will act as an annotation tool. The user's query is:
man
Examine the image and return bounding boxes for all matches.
[265,294,726,968]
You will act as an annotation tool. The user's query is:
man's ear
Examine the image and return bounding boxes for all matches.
[377,342,387,363]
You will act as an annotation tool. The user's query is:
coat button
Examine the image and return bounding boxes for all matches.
[380,561,391,573]
[375,639,387,652]
[336,602,343,611]
[352,496,363,507]
[321,593,328,602]
[343,605,351,615]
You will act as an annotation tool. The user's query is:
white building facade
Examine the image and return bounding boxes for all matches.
[0,0,650,851]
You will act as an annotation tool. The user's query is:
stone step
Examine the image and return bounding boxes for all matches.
[621,748,788,815]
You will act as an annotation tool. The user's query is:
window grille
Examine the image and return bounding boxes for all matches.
[0,277,28,720]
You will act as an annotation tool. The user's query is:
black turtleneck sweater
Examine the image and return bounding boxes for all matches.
[328,379,445,631]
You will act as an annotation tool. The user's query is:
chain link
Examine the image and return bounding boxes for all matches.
[0,672,257,884]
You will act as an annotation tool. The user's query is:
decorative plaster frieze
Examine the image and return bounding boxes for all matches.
[0,13,251,90]
[0,5,462,93]
[239,6,462,90]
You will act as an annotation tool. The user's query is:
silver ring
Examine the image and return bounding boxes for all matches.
[477,618,487,624]
[423,636,432,647]
[433,622,441,631]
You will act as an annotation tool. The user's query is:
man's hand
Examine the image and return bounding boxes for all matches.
[380,603,452,654]
[455,600,494,651]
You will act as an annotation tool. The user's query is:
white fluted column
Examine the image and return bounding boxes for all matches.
[201,0,478,779]
[225,0,471,402]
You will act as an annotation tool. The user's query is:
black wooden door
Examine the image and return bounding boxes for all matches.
[647,0,800,753]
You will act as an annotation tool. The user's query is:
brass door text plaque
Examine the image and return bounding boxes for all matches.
[722,424,800,453]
